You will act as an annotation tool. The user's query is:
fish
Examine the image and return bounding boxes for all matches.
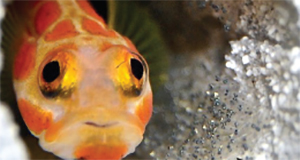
[1,0,169,159]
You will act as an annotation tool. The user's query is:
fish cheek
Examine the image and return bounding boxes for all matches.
[44,119,64,143]
[18,98,53,135]
[135,92,153,125]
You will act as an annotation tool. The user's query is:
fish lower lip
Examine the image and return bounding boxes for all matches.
[85,122,118,128]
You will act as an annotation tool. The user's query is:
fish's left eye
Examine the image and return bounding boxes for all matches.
[114,51,148,97]
[130,58,144,80]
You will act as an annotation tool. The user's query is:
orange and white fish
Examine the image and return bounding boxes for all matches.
[0,0,170,159]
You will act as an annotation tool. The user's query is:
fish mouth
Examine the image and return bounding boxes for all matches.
[84,121,118,128]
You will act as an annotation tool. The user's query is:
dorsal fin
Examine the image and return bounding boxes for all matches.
[1,2,24,105]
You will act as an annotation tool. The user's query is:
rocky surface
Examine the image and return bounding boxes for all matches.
[137,0,300,160]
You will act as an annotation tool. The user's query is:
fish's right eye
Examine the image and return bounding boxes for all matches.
[39,51,77,98]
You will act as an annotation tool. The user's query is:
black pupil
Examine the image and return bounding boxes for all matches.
[43,61,60,83]
[130,59,144,80]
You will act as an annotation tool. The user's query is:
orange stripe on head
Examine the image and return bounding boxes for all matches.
[74,144,127,160]
[13,41,36,80]
[82,17,117,37]
[18,98,53,135]
[135,92,153,125]
[35,1,61,35]
[76,0,105,24]
[123,36,139,53]
[45,19,79,41]
[100,42,114,51]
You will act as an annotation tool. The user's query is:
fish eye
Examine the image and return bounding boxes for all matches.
[114,50,148,97]
[130,58,144,80]
[39,52,77,98]
[42,61,60,83]
[40,60,62,98]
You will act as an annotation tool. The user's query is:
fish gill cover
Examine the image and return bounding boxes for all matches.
[0,0,300,160]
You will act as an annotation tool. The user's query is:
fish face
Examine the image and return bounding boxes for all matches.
[2,0,166,159]
[14,43,152,159]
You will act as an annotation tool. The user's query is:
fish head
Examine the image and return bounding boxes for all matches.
[14,42,152,159]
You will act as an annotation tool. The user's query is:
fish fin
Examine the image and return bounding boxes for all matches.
[1,2,33,135]
[0,2,24,107]
[108,1,169,92]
